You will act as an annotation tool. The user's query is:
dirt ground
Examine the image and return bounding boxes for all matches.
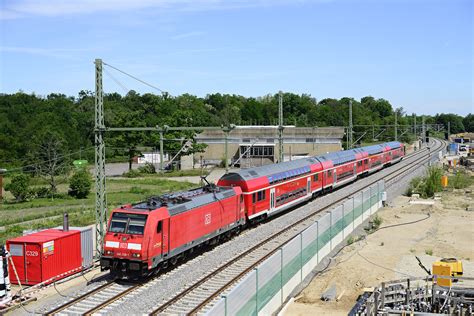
[284,184,474,316]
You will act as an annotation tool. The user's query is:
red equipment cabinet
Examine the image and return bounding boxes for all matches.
[6,229,82,285]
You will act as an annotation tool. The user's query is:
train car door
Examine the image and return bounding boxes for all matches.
[270,188,276,212]
[307,177,311,196]
[161,219,170,257]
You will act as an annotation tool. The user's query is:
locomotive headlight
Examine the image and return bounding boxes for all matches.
[105,250,114,255]
[132,253,141,258]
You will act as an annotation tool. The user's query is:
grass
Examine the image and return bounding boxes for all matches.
[372,215,383,230]
[425,249,433,256]
[448,170,474,189]
[159,169,208,177]
[0,175,196,243]
[0,209,96,245]
[347,235,360,245]
[347,236,355,245]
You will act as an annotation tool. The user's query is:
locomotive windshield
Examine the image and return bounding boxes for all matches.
[109,212,147,235]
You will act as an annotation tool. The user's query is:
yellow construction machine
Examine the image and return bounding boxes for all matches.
[416,257,463,287]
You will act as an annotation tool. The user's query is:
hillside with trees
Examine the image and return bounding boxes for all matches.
[1,91,472,173]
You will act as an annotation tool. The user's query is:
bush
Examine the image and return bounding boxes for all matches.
[138,162,156,174]
[5,173,31,201]
[450,171,472,189]
[31,186,52,198]
[407,167,443,198]
[68,170,92,199]
[423,166,443,198]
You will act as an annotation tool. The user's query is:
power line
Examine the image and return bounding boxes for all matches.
[103,67,129,94]
[103,62,167,94]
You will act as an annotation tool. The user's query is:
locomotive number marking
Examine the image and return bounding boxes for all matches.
[204,213,211,225]
[26,251,39,257]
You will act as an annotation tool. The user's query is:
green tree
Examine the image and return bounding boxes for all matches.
[435,113,465,134]
[68,169,92,199]
[5,173,31,201]
[462,114,474,132]
[28,131,70,193]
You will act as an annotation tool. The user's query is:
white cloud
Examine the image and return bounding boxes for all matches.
[0,0,326,19]
[171,31,205,40]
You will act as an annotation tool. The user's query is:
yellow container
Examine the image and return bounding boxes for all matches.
[441,175,448,187]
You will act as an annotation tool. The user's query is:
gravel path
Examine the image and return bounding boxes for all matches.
[39,141,443,315]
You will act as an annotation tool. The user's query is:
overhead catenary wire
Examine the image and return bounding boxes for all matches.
[103,62,167,95]
[103,67,130,94]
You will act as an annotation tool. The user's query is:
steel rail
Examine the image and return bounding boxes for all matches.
[45,281,115,315]
[150,139,445,315]
[83,283,142,315]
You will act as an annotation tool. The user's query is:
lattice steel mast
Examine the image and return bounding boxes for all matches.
[94,59,107,257]
[278,91,284,163]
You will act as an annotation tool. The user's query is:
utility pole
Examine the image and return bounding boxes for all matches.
[394,109,398,141]
[278,91,284,163]
[222,125,235,173]
[413,113,417,140]
[348,100,353,149]
[422,116,426,144]
[224,128,229,173]
[159,130,164,173]
[94,59,107,257]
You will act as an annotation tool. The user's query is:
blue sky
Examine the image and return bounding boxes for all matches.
[0,0,472,115]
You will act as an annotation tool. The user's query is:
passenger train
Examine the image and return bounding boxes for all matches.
[100,142,404,278]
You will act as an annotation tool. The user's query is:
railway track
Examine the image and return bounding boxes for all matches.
[45,281,139,315]
[45,140,445,315]
[148,139,445,315]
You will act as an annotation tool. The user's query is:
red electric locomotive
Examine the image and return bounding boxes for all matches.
[101,141,404,278]
[100,185,244,278]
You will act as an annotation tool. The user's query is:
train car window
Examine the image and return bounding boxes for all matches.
[257,190,266,201]
[109,214,127,233]
[157,221,162,233]
[328,170,332,177]
[313,174,318,182]
[240,195,244,203]
[252,193,256,204]
[128,217,147,235]
[364,159,368,165]
[109,212,148,235]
